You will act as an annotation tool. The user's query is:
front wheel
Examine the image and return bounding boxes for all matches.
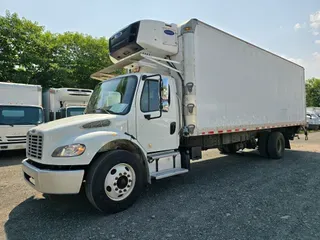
[85,150,145,214]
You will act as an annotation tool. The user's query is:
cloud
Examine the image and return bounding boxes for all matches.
[294,23,303,31]
[294,11,320,35]
[310,11,320,35]
[312,52,320,59]
[315,40,320,44]
[281,53,320,79]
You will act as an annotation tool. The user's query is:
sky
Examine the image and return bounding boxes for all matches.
[1,0,320,79]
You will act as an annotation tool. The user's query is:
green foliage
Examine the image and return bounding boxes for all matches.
[306,78,320,107]
[0,10,115,90]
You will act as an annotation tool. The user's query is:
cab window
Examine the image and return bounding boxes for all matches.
[141,80,160,112]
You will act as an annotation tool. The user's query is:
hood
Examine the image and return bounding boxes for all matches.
[30,113,128,134]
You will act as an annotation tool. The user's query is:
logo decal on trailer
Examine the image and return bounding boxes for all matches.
[164,29,175,36]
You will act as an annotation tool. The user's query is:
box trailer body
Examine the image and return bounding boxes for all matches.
[0,82,44,151]
[42,88,93,122]
[176,21,306,135]
[22,19,307,213]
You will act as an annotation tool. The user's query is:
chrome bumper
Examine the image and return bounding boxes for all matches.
[22,159,84,194]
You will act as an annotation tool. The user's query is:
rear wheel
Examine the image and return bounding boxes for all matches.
[85,150,145,214]
[267,132,285,159]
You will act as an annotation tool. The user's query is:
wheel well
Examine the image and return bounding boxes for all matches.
[87,139,150,183]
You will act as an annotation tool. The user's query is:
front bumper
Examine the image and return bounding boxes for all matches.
[0,143,26,151]
[22,159,84,194]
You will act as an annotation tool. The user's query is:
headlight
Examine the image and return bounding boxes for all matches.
[52,144,86,157]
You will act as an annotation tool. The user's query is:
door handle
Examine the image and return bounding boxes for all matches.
[144,114,151,120]
[170,122,176,135]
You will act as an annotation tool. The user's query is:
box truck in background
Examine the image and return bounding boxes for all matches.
[22,19,306,213]
[42,88,93,122]
[0,82,44,151]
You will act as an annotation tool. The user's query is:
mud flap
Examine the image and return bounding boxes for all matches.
[285,137,291,149]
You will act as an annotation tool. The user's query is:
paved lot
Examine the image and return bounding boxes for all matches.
[1,133,320,240]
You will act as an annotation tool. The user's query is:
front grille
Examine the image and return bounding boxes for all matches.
[6,135,27,143]
[27,133,43,159]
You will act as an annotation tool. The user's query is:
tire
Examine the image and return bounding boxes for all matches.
[267,132,285,159]
[258,132,269,158]
[85,150,145,214]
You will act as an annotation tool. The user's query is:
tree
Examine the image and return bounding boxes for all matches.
[0,10,48,83]
[52,32,112,89]
[0,11,117,90]
[306,78,320,107]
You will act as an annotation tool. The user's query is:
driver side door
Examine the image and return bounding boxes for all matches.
[136,76,178,153]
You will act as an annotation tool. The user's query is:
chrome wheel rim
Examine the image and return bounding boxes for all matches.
[104,163,136,201]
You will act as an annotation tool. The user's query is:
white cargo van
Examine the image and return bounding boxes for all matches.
[42,88,93,122]
[0,82,44,151]
[22,19,306,213]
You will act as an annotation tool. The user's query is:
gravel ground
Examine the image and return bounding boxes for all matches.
[1,132,320,240]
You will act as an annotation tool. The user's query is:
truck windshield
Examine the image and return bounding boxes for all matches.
[0,106,43,126]
[66,107,86,117]
[86,75,138,115]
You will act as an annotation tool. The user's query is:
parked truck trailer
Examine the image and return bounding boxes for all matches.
[0,82,44,151]
[22,19,306,213]
[42,88,93,122]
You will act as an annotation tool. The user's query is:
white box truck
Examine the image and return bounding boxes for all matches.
[42,88,93,122]
[0,82,44,151]
[22,19,306,213]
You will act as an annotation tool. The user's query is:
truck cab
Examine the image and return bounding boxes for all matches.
[21,19,185,212]
[22,71,182,213]
[0,82,44,151]
[42,88,93,122]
